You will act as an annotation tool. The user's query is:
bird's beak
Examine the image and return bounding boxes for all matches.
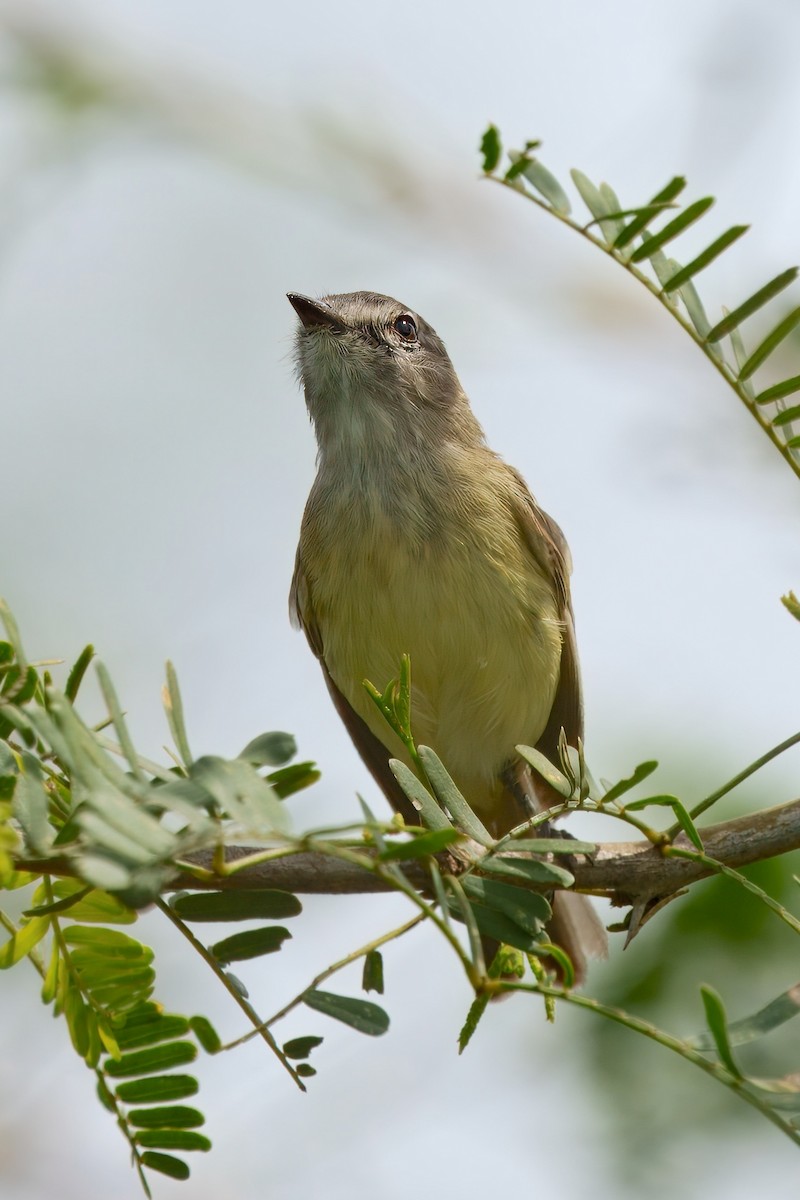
[287,293,345,332]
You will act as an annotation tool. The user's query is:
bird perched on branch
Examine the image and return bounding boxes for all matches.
[288,290,606,983]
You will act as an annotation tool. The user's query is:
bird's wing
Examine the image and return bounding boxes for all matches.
[507,467,583,759]
[290,549,419,824]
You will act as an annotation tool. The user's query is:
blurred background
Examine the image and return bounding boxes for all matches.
[2,0,800,1196]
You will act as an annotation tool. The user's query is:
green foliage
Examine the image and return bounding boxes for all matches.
[480,128,800,480]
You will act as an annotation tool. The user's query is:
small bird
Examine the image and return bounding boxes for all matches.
[288,290,606,982]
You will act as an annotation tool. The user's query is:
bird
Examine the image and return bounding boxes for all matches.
[287,290,606,983]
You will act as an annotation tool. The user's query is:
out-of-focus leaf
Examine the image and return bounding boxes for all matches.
[462,876,551,931]
[303,989,390,1036]
[756,376,800,404]
[362,949,384,994]
[65,644,95,702]
[738,307,800,380]
[613,176,687,248]
[267,761,320,799]
[480,124,502,173]
[210,926,291,963]
[283,1035,324,1060]
[104,1041,198,1078]
[137,1129,211,1152]
[662,226,749,291]
[140,1151,190,1181]
[189,1016,221,1054]
[706,268,799,342]
[129,1106,205,1129]
[237,731,296,767]
[629,197,715,262]
[689,984,800,1049]
[602,761,659,803]
[115,1075,198,1104]
[0,915,50,968]
[171,890,301,922]
[700,985,742,1078]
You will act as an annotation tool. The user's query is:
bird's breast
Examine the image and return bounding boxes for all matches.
[300,465,563,814]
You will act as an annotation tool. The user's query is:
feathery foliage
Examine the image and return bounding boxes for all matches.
[480,126,800,480]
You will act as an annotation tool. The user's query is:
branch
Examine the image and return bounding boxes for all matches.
[172,796,800,906]
[20,795,798,908]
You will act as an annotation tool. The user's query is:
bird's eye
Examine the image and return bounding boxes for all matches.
[393,314,418,342]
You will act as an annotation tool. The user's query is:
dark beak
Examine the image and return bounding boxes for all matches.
[287,293,345,332]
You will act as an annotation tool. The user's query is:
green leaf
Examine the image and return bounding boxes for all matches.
[238,731,296,767]
[755,375,800,404]
[459,993,490,1054]
[189,756,289,834]
[115,1013,191,1051]
[74,854,134,892]
[613,176,687,249]
[771,404,800,427]
[189,1016,221,1054]
[418,747,494,845]
[479,124,502,173]
[303,989,390,1036]
[629,197,714,262]
[27,881,137,924]
[623,795,703,850]
[129,1105,205,1129]
[296,1062,316,1078]
[705,267,799,342]
[506,837,596,856]
[461,876,551,931]
[480,855,574,887]
[62,925,148,953]
[689,983,800,1049]
[662,225,749,291]
[511,153,570,214]
[378,827,461,861]
[105,1041,198,1078]
[782,591,800,621]
[700,985,742,1078]
[210,926,291,963]
[267,761,320,800]
[282,1035,324,1060]
[163,660,193,768]
[65,644,95,702]
[515,745,573,797]
[362,949,384,994]
[136,1129,211,1152]
[0,915,50,968]
[115,1075,198,1104]
[171,890,302,922]
[140,1151,190,1181]
[388,759,452,831]
[13,765,53,853]
[738,306,800,380]
[96,662,144,781]
[460,899,543,952]
[676,274,712,338]
[532,942,575,987]
[602,760,659,803]
[569,169,619,243]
